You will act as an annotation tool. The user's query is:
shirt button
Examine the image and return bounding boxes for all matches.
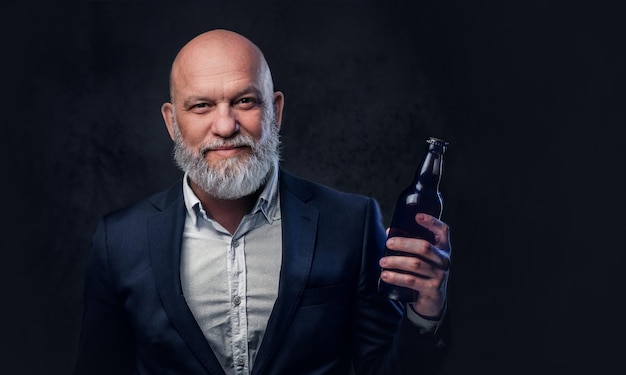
[236,357,245,366]
[232,239,240,247]
[233,295,241,306]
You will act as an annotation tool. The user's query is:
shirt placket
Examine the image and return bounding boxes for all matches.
[228,235,249,375]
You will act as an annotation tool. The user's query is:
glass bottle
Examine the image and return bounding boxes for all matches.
[378,137,449,302]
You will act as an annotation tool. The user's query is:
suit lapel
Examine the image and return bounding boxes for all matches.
[148,183,226,375]
[148,173,319,375]
[252,171,319,375]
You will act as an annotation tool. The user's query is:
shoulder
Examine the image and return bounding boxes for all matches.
[279,168,380,216]
[100,179,184,226]
[280,169,370,200]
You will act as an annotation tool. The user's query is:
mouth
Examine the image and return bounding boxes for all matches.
[203,145,249,158]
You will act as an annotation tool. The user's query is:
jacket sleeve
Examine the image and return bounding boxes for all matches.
[72,217,135,375]
[351,198,449,375]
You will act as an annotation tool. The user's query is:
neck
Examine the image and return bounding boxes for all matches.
[189,179,260,235]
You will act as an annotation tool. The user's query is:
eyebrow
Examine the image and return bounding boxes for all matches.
[181,85,264,108]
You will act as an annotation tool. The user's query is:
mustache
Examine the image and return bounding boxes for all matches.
[199,135,256,156]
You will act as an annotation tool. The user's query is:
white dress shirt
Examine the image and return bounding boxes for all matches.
[180,165,282,375]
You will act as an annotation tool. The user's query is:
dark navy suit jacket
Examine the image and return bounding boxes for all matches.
[73,170,447,374]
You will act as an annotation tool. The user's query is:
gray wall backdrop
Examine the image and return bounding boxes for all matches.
[2,1,625,374]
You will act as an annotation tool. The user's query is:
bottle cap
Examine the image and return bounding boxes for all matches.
[427,137,449,148]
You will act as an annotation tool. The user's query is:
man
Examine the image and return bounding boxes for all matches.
[74,29,452,375]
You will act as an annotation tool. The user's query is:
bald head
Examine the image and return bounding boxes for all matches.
[168,29,274,104]
[160,29,285,202]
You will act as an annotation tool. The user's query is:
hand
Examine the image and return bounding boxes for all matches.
[379,213,451,318]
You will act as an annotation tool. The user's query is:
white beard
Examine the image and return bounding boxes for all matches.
[171,114,281,200]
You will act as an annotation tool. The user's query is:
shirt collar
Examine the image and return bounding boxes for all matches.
[251,162,281,223]
[182,162,281,227]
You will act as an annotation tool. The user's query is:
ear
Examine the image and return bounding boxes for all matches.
[161,102,176,141]
[272,91,285,130]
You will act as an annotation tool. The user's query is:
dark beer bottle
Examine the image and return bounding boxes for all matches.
[378,137,449,302]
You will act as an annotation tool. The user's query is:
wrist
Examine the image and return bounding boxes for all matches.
[409,302,443,321]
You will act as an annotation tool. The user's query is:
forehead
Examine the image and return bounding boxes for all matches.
[171,41,267,99]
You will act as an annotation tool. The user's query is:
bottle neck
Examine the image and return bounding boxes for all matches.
[413,148,444,190]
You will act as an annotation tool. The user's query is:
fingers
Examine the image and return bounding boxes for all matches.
[380,214,451,317]
[384,236,450,271]
[379,267,447,292]
[379,253,443,278]
[384,213,451,253]
[379,265,448,317]
[379,253,449,317]
[414,213,451,252]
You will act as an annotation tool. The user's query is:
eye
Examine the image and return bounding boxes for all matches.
[189,102,212,113]
[234,97,261,110]
[193,103,209,109]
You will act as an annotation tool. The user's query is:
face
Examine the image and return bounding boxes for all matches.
[161,34,284,199]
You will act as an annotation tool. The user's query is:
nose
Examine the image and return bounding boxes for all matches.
[212,103,239,138]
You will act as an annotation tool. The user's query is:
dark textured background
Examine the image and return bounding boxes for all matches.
[2,1,625,374]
